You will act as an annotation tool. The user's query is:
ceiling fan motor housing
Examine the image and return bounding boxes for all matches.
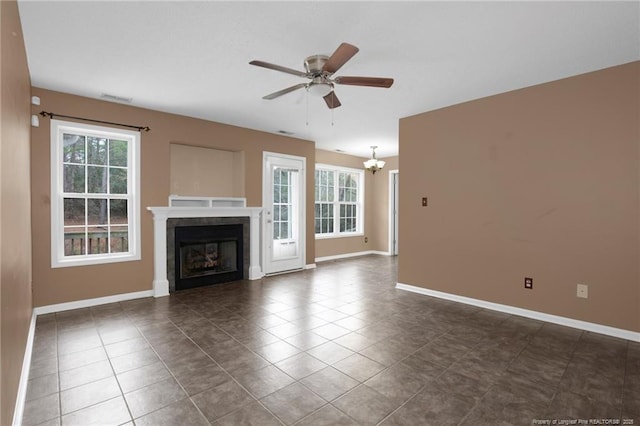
[304,55,333,96]
[304,55,329,75]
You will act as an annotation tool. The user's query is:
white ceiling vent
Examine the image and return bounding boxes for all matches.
[100,93,133,104]
[277,130,295,136]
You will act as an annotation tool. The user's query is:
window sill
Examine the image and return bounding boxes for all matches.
[52,253,141,268]
[315,232,364,240]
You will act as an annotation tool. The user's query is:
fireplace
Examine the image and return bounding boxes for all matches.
[167,216,250,292]
[147,197,263,297]
[174,224,243,290]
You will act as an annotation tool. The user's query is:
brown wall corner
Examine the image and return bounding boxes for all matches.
[399,62,640,332]
[1,1,34,424]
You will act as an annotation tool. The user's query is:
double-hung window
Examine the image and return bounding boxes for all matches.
[50,120,140,267]
[314,164,364,237]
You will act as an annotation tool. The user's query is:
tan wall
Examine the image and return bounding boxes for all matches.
[1,1,33,423]
[31,88,316,307]
[170,144,245,197]
[314,150,397,258]
[399,62,640,332]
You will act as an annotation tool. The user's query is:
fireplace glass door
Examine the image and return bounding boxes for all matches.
[180,240,237,279]
[174,223,243,290]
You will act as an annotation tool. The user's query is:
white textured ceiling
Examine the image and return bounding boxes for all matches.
[18,1,640,158]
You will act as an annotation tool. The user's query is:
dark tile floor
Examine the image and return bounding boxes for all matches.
[23,255,640,425]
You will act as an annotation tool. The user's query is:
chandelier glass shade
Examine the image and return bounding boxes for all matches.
[364,146,385,174]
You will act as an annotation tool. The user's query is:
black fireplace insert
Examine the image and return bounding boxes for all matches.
[174,224,243,290]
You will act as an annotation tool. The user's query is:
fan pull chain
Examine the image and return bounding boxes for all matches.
[306,89,309,126]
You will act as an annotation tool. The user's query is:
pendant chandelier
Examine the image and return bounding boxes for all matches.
[364,146,385,174]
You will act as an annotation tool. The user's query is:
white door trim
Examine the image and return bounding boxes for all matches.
[262,151,306,275]
[388,169,399,255]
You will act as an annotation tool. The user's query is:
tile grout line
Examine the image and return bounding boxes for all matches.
[162,309,288,425]
[92,305,138,425]
[371,327,462,425]
[56,315,62,426]
[454,328,531,426]
[119,305,215,425]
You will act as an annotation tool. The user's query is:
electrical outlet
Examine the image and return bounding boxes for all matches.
[364,237,368,243]
[524,277,533,289]
[577,283,588,298]
[422,197,428,207]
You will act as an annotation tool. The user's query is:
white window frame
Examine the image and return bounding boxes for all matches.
[314,164,365,239]
[50,119,141,268]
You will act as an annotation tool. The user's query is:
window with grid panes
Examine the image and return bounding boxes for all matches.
[314,169,334,234]
[273,168,293,240]
[314,165,364,237]
[50,120,140,267]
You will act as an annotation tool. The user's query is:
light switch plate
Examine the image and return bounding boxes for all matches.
[577,283,588,298]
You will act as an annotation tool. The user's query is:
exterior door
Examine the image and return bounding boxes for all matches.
[262,152,306,274]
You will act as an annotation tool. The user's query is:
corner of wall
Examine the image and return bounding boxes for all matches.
[1,1,35,424]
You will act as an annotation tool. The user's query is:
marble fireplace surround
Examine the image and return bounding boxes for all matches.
[147,202,263,297]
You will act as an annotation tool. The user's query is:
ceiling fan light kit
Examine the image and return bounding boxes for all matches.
[307,80,332,97]
[250,42,394,110]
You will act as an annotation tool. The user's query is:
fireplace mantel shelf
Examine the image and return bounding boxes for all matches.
[147,206,262,218]
[147,205,263,297]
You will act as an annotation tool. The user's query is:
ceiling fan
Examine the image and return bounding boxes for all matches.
[249,42,394,109]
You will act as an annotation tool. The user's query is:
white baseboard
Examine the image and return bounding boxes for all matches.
[33,289,154,316]
[396,282,640,342]
[12,311,37,426]
[315,250,389,263]
[15,289,155,424]
[305,263,317,270]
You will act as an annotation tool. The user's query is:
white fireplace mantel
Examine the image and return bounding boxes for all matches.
[147,204,263,297]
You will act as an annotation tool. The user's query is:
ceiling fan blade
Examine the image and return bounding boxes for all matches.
[263,83,307,100]
[249,60,308,77]
[323,91,342,109]
[323,43,359,74]
[334,76,394,88]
